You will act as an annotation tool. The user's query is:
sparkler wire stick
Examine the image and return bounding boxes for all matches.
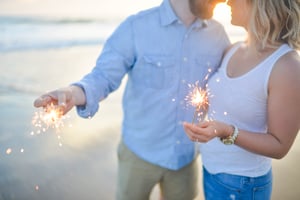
[192,105,201,124]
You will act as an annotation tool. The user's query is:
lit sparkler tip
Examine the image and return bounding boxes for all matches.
[185,81,209,109]
[31,103,69,134]
[185,81,210,124]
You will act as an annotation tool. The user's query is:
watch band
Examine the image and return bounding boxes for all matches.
[220,125,239,145]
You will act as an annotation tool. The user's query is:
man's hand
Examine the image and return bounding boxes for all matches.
[34,85,86,115]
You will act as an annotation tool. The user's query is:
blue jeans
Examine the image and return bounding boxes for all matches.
[203,167,272,200]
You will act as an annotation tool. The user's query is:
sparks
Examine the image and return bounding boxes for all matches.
[6,148,12,155]
[185,81,209,124]
[32,103,69,134]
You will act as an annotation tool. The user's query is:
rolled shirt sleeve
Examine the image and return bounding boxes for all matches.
[72,16,136,118]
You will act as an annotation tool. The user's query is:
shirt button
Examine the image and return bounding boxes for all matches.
[157,62,161,67]
[183,57,188,62]
[176,140,181,144]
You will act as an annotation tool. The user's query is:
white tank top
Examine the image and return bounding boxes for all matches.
[201,42,293,177]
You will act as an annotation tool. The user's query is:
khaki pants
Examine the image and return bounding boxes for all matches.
[117,141,199,200]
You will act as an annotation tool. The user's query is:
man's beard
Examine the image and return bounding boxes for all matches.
[189,0,214,19]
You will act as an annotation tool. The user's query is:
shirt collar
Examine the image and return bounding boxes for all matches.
[192,18,208,30]
[159,0,179,26]
[159,0,208,28]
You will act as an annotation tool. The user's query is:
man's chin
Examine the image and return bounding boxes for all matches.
[199,12,214,20]
[192,4,215,20]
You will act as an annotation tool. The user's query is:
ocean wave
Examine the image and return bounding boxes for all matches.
[0,82,42,95]
[0,39,105,52]
[0,15,120,25]
[0,15,118,52]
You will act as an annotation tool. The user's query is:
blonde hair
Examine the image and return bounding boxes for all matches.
[249,0,300,50]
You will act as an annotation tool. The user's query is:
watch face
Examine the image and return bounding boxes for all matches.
[223,138,234,145]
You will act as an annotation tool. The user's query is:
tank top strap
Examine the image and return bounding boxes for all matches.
[264,44,293,67]
[262,44,293,80]
[260,44,293,96]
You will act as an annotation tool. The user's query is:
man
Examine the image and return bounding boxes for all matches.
[34,0,229,199]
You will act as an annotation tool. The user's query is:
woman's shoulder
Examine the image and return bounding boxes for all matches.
[270,50,300,87]
[275,50,300,74]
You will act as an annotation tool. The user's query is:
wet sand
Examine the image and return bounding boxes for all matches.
[0,46,299,199]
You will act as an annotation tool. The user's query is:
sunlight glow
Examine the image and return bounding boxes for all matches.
[213,2,247,43]
[213,3,231,25]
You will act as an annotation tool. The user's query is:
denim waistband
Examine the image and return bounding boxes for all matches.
[203,166,272,185]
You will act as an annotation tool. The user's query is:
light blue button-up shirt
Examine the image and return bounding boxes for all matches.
[74,0,230,170]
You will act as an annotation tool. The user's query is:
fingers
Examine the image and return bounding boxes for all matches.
[34,88,75,116]
[183,121,215,143]
[183,122,201,133]
[33,95,53,108]
[34,88,68,108]
[199,120,210,128]
[183,122,202,142]
[57,88,75,115]
[57,93,67,108]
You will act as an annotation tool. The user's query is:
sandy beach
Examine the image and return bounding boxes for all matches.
[0,46,299,200]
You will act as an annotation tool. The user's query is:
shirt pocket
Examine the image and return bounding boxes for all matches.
[134,55,176,89]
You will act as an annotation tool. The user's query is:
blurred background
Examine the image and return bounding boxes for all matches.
[0,0,298,200]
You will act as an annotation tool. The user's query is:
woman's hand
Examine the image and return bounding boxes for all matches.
[183,120,233,142]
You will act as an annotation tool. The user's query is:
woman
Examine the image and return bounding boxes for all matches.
[183,0,300,199]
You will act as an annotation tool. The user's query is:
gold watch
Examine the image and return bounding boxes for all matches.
[220,125,239,145]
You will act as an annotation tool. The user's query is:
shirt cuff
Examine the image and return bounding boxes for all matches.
[71,82,99,118]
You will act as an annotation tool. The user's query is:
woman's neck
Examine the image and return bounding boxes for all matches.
[243,35,278,62]
[247,31,283,53]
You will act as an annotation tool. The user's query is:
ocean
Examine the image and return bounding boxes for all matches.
[0,15,119,52]
[0,15,245,52]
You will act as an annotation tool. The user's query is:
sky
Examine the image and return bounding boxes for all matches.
[0,0,232,22]
[0,0,162,19]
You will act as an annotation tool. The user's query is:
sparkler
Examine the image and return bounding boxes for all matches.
[4,104,69,156]
[31,103,70,134]
[185,81,209,124]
